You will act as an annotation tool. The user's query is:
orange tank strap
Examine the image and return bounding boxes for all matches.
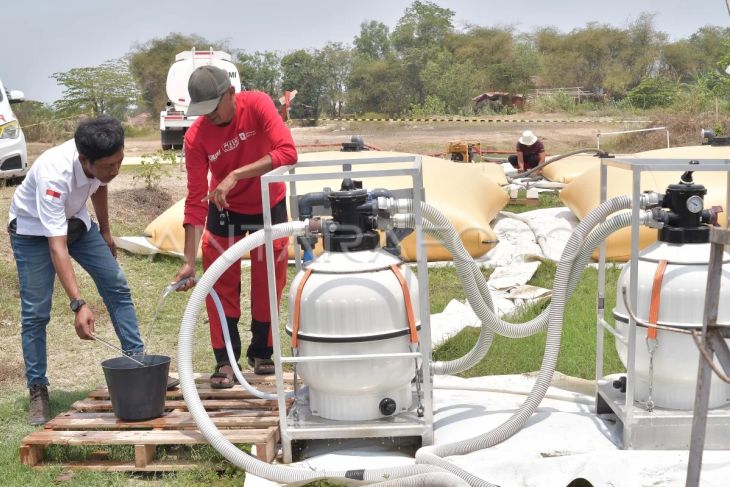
[390,264,419,344]
[291,268,313,349]
[647,259,668,340]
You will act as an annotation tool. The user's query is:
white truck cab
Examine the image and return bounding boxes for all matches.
[0,77,28,182]
[160,49,241,150]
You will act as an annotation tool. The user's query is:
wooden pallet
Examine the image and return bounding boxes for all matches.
[20,372,292,471]
[509,197,541,207]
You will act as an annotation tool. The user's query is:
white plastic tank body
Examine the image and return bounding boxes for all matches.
[286,249,419,421]
[613,241,730,409]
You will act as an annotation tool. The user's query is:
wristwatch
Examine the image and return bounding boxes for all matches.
[70,298,86,313]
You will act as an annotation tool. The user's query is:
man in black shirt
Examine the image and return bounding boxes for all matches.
[508,130,545,173]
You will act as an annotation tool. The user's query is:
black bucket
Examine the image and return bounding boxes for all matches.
[101,354,170,421]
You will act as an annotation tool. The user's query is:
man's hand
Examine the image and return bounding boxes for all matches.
[173,262,197,292]
[100,227,117,258]
[203,173,237,210]
[74,305,95,340]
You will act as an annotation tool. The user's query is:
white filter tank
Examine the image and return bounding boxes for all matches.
[286,249,420,421]
[613,241,730,409]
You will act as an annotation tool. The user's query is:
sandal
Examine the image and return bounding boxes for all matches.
[248,357,275,376]
[210,362,238,389]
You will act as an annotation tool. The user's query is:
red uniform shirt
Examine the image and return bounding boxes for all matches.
[183,91,297,226]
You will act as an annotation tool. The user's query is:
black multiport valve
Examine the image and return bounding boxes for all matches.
[323,178,380,252]
[655,171,721,244]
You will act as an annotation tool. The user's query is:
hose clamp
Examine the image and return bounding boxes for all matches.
[640,191,663,210]
[391,213,414,229]
[643,210,665,229]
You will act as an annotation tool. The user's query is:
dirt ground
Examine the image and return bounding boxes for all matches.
[0,117,632,394]
[288,116,617,155]
[27,115,617,159]
[9,114,634,271]
[9,117,625,279]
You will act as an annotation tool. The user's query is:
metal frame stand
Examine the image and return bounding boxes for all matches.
[260,155,434,463]
[595,157,730,449]
[685,227,730,487]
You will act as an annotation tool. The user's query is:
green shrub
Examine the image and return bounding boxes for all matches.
[627,77,678,109]
[409,95,448,118]
[360,112,390,119]
[12,101,75,143]
[668,88,713,115]
[123,121,157,138]
[133,150,177,190]
[528,92,577,113]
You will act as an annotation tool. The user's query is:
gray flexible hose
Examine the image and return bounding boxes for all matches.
[416,195,633,464]
[180,200,640,486]
[424,198,629,336]
[508,147,608,181]
[212,287,294,400]
[426,211,637,375]
[177,278,292,400]
[372,472,472,486]
[179,221,452,484]
[413,198,632,374]
[434,210,635,323]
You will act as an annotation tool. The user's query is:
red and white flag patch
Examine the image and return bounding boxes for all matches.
[44,188,62,201]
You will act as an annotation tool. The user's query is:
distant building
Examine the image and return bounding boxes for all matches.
[472,92,525,111]
[126,112,151,126]
[527,87,606,103]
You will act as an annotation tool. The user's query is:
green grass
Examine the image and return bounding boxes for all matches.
[431,261,625,379]
[503,191,563,214]
[0,176,626,485]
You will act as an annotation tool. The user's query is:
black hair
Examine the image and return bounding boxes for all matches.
[74,116,124,163]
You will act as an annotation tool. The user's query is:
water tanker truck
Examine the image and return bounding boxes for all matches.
[159,49,241,150]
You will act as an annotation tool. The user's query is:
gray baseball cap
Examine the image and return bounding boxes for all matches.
[187,66,231,116]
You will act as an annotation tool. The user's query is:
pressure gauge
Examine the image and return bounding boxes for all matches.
[686,195,703,214]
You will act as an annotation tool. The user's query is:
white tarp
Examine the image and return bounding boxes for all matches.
[481,207,579,265]
[245,373,730,487]
[460,206,580,317]
[428,207,580,343]
[430,299,481,347]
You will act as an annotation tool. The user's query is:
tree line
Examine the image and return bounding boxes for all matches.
[18,1,730,125]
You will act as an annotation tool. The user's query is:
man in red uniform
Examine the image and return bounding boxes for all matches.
[173,66,297,387]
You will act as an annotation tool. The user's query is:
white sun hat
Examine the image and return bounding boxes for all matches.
[518,130,538,146]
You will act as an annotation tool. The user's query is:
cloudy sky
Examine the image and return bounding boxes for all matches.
[1,0,727,103]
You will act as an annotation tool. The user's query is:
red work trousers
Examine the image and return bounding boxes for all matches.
[201,227,289,356]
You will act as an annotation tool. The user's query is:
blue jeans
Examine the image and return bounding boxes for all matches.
[10,221,143,387]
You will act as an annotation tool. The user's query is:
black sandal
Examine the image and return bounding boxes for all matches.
[210,362,238,389]
[248,357,275,376]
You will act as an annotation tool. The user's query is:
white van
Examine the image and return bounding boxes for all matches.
[0,77,28,182]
